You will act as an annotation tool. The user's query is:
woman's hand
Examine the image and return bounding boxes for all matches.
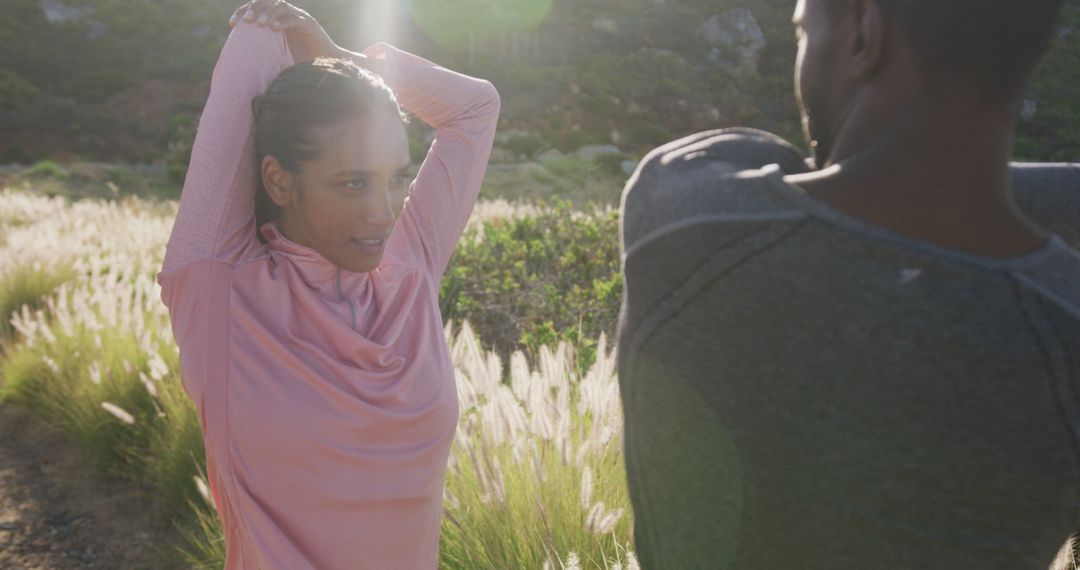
[228,0,343,63]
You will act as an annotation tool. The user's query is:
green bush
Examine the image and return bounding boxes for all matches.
[593,152,631,177]
[0,69,39,110]
[24,159,68,180]
[0,262,75,344]
[504,133,548,159]
[1015,5,1080,162]
[0,270,204,567]
[161,115,198,187]
[440,200,622,371]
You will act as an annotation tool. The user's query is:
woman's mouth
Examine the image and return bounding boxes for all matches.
[350,238,386,254]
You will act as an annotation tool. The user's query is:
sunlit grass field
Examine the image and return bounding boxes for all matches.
[4,185,1076,569]
[0,188,637,569]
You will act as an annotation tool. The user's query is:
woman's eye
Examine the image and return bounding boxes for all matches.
[345,179,367,190]
[391,175,410,188]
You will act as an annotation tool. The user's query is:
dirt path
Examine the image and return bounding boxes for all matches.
[0,403,189,569]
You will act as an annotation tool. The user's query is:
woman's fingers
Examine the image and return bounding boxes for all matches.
[265,3,298,25]
[233,0,279,25]
[228,2,254,26]
[248,0,276,23]
[228,0,269,26]
[270,13,301,30]
[229,0,306,30]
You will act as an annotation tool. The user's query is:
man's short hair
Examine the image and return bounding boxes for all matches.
[826,0,1066,99]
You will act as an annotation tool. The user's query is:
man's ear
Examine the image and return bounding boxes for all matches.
[261,155,294,207]
[850,0,886,81]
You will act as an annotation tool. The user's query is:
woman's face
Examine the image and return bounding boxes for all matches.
[270,109,411,273]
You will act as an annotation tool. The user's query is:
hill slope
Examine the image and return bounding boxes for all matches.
[1,0,1077,166]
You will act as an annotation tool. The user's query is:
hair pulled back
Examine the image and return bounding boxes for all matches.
[252,57,405,243]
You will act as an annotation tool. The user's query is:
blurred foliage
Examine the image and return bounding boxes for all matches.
[160,115,198,186]
[1,0,1077,166]
[2,160,173,202]
[1015,1,1080,162]
[440,201,621,371]
[410,0,554,47]
[0,69,39,110]
[24,159,68,179]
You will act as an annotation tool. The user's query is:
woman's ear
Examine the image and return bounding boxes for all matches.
[850,0,886,81]
[261,155,294,207]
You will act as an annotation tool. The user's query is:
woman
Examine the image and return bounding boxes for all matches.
[155,1,500,567]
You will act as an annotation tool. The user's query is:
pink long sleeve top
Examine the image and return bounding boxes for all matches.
[155,22,499,569]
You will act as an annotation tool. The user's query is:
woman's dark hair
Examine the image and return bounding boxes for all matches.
[252,57,406,243]
[824,0,1066,100]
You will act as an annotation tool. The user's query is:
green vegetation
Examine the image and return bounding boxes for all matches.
[0,189,634,569]
[1015,2,1080,162]
[1,161,177,200]
[0,271,217,568]
[441,200,622,371]
[480,155,626,206]
[1,0,1078,563]
[1,162,1078,568]
[2,0,1077,170]
[439,326,631,568]
[0,263,75,344]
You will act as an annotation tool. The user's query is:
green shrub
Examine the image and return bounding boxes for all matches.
[0,271,204,567]
[593,152,632,177]
[438,325,633,569]
[0,69,39,110]
[161,116,197,187]
[440,200,622,371]
[0,262,75,344]
[504,133,548,158]
[67,68,140,103]
[24,159,68,180]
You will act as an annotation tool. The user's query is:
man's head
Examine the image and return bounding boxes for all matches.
[793,0,1066,168]
[253,58,411,273]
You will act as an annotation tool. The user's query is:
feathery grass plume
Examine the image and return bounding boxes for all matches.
[581,465,593,510]
[0,189,202,568]
[0,190,637,569]
[101,401,135,425]
[192,475,212,506]
[139,371,159,398]
[440,323,633,568]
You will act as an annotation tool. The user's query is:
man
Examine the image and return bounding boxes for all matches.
[617,0,1079,568]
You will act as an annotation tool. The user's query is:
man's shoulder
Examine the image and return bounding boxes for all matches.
[633,127,811,179]
[1016,241,1080,324]
[621,128,812,252]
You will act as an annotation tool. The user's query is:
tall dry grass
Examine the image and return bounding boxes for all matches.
[0,188,636,568]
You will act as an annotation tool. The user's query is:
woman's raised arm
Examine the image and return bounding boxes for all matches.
[159,22,294,278]
[351,43,501,279]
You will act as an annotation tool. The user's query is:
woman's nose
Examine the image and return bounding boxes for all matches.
[363,188,396,227]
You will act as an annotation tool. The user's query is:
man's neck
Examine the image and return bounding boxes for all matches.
[787,94,1048,257]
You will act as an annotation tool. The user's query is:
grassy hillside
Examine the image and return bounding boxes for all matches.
[1,0,1077,172]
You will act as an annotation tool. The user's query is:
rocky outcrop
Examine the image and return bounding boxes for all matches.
[700,8,766,74]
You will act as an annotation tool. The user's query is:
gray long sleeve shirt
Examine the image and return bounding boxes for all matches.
[617,128,1080,569]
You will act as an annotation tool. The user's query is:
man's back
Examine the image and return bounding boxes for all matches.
[617,129,1080,569]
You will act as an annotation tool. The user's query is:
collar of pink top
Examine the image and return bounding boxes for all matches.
[259,220,371,304]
